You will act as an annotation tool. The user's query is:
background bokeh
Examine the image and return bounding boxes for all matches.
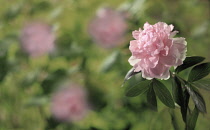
[0,0,209,129]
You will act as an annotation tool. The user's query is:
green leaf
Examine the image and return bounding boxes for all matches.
[185,83,206,113]
[188,62,210,82]
[172,76,190,122]
[124,68,141,81]
[175,56,205,73]
[181,90,190,123]
[147,84,157,111]
[172,76,184,107]
[170,110,180,130]
[25,96,48,107]
[153,79,175,108]
[122,68,141,87]
[125,80,151,97]
[187,107,199,130]
[41,69,67,94]
[192,79,210,91]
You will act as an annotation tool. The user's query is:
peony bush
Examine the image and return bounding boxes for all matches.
[124,22,210,130]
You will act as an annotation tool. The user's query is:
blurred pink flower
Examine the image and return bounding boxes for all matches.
[129,22,187,80]
[88,8,128,48]
[20,22,55,57]
[51,85,89,122]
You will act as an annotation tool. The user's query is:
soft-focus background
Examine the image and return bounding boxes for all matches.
[0,0,209,129]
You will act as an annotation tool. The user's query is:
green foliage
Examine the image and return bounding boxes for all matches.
[193,79,210,91]
[147,85,157,111]
[125,80,150,97]
[152,79,175,108]
[186,107,199,130]
[175,56,205,73]
[0,50,8,82]
[188,62,210,82]
[185,84,206,113]
[172,76,184,107]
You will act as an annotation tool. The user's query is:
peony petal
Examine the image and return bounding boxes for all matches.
[160,54,176,66]
[170,31,178,38]
[149,63,170,78]
[129,40,138,51]
[147,56,159,68]
[169,24,174,31]
[134,65,142,72]
[132,30,141,39]
[128,56,140,66]
[172,37,187,65]
[142,69,153,80]
[157,68,170,80]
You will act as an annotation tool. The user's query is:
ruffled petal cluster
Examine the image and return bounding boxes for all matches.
[129,22,187,80]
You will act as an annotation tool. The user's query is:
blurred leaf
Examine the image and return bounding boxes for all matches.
[185,83,206,113]
[175,56,205,73]
[188,62,210,82]
[45,117,60,129]
[0,50,8,82]
[147,84,157,111]
[41,69,67,94]
[25,96,48,107]
[86,79,107,110]
[3,4,22,22]
[29,1,51,15]
[153,79,175,108]
[187,107,199,130]
[122,68,141,86]
[192,79,210,91]
[49,7,63,20]
[21,70,40,87]
[191,22,209,38]
[170,110,180,130]
[125,80,150,97]
[100,51,120,72]
[172,76,184,107]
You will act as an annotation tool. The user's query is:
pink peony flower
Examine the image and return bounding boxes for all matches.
[51,85,89,122]
[20,22,55,57]
[128,22,187,80]
[88,7,128,48]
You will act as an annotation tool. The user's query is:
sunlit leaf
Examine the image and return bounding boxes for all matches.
[153,79,175,108]
[188,62,210,82]
[176,56,205,73]
[125,80,151,97]
[122,68,141,86]
[185,83,206,113]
